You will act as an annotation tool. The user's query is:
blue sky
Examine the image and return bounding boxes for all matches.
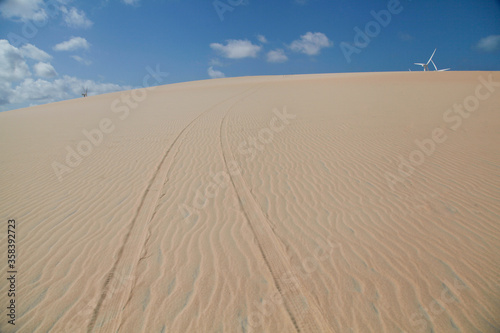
[1,0,499,111]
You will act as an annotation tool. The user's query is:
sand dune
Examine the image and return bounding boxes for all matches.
[1,72,499,333]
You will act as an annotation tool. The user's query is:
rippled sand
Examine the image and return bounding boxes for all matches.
[1,72,499,332]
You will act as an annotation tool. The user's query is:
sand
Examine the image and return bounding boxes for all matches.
[1,71,499,333]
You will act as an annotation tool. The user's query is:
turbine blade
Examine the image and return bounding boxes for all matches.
[427,48,437,65]
[431,60,438,71]
[414,63,425,66]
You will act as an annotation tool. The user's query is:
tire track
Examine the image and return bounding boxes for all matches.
[87,84,263,333]
[219,90,333,332]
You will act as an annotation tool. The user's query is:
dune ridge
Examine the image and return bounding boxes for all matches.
[1,72,499,332]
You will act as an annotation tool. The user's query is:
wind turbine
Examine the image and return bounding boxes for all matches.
[431,59,450,72]
[81,87,88,97]
[414,48,436,71]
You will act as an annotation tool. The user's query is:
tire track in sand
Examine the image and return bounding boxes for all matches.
[87,84,263,333]
[219,93,333,333]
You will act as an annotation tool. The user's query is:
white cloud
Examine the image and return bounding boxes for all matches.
[476,35,500,52]
[0,39,31,83]
[290,32,333,55]
[71,55,92,65]
[122,0,141,5]
[207,66,225,79]
[257,35,268,44]
[209,58,223,67]
[61,6,93,29]
[0,1,92,29]
[0,40,130,111]
[33,62,57,78]
[398,32,413,42]
[20,43,52,61]
[0,0,47,21]
[210,39,262,59]
[5,75,132,109]
[0,81,11,105]
[267,49,288,63]
[54,37,90,51]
